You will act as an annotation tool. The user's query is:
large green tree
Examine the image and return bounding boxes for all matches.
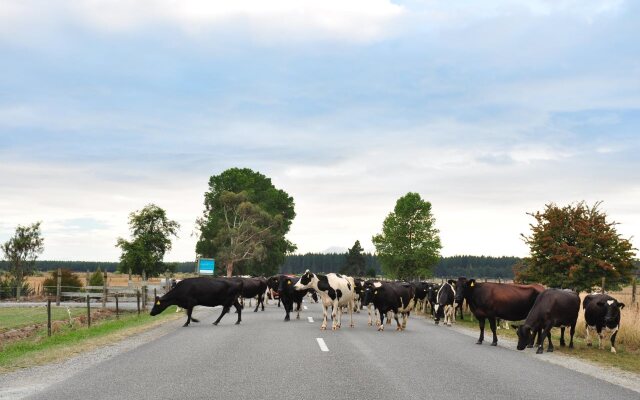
[518,201,636,292]
[340,240,366,277]
[1,222,44,299]
[372,192,442,279]
[196,168,296,276]
[116,204,180,277]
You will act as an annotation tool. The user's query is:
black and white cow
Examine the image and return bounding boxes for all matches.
[516,289,580,354]
[583,293,625,353]
[150,277,243,326]
[294,270,355,330]
[426,283,441,319]
[353,278,365,312]
[362,281,415,331]
[412,281,430,314]
[434,280,456,326]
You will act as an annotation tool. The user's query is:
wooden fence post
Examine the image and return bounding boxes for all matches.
[115,294,119,319]
[102,270,107,309]
[56,268,61,306]
[47,298,52,337]
[601,276,606,293]
[86,295,91,328]
[142,286,147,310]
[632,277,637,304]
[136,290,141,316]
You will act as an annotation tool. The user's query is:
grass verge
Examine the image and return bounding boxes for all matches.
[0,306,87,331]
[0,307,181,373]
[424,310,640,375]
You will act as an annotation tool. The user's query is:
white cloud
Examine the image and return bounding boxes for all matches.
[0,0,405,43]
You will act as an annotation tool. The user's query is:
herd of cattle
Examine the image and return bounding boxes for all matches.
[149,271,626,355]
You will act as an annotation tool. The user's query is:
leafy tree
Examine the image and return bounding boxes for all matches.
[0,274,34,299]
[116,204,180,277]
[341,240,366,276]
[209,191,282,277]
[196,168,296,276]
[372,192,442,280]
[1,222,44,299]
[518,201,636,292]
[43,268,83,295]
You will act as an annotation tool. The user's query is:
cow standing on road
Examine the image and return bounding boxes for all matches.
[363,281,415,331]
[235,277,267,312]
[516,289,580,354]
[150,277,243,326]
[434,281,456,326]
[583,293,625,353]
[294,270,355,330]
[456,278,545,346]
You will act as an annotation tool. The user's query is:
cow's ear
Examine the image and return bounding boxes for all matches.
[287,280,292,285]
[155,296,161,306]
[618,303,625,309]
[468,279,476,288]
[448,279,455,285]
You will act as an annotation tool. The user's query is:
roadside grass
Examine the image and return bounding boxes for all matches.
[0,306,180,372]
[420,310,640,374]
[0,306,87,331]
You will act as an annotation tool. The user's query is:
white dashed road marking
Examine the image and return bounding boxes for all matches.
[308,317,314,323]
[316,338,329,352]
[303,306,308,310]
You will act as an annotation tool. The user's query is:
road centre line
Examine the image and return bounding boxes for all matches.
[316,338,329,352]
[303,305,308,310]
[308,317,314,323]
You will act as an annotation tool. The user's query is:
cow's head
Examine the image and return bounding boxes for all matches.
[598,298,625,327]
[277,276,294,294]
[294,270,315,291]
[516,325,532,351]
[454,277,468,305]
[362,281,382,305]
[267,275,280,292]
[149,296,167,316]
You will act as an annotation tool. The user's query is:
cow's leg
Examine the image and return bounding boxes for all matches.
[296,301,301,319]
[610,327,619,353]
[386,311,392,325]
[476,317,485,344]
[254,294,261,312]
[546,328,554,352]
[527,329,538,348]
[183,307,195,327]
[233,298,242,324]
[331,301,339,330]
[488,317,498,346]
[284,300,291,321]
[349,300,354,328]
[367,304,373,326]
[598,328,604,350]
[395,311,402,331]
[378,310,385,331]
[278,297,281,307]
[585,325,593,346]
[569,323,576,349]
[213,306,230,326]
[321,304,328,330]
[559,327,566,347]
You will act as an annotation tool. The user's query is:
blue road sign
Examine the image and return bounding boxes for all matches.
[198,258,215,275]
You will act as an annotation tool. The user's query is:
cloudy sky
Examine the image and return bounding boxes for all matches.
[1,0,638,262]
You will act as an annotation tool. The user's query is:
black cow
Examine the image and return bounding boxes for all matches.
[353,278,365,312]
[235,277,267,312]
[150,277,243,326]
[426,283,440,318]
[456,278,545,346]
[516,289,580,354]
[268,275,313,321]
[412,282,430,314]
[434,280,456,326]
[583,293,625,353]
[362,281,415,331]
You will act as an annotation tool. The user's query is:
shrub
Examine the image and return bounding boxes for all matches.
[43,269,83,295]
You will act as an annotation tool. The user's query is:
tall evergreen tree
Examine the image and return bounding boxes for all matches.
[341,240,366,276]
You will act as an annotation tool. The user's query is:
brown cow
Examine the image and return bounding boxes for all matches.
[455,278,545,346]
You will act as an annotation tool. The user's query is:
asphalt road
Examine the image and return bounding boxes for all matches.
[22,301,639,400]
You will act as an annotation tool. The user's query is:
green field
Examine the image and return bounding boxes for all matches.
[0,306,180,372]
[0,306,87,331]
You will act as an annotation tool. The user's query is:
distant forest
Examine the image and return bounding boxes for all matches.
[0,255,535,279]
